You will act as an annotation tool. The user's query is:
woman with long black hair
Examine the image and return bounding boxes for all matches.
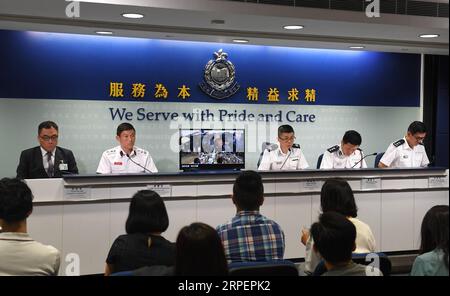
[411,205,449,276]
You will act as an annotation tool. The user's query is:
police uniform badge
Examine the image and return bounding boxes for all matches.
[393,139,405,147]
[327,145,339,153]
[199,49,240,99]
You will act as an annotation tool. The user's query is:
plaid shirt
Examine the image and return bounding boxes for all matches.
[216,211,285,264]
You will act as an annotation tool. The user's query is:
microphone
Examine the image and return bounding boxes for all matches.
[351,150,377,168]
[120,151,152,173]
[280,148,294,169]
[279,143,299,169]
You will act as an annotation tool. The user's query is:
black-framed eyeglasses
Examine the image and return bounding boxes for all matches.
[40,135,58,142]
[279,136,296,142]
[414,135,425,141]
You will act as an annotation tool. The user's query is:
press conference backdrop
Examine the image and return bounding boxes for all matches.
[0,30,421,177]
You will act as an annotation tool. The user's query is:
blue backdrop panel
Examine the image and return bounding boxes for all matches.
[0,30,420,107]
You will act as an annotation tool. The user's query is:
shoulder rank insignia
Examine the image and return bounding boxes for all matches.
[393,139,405,147]
[265,143,278,152]
[327,145,339,153]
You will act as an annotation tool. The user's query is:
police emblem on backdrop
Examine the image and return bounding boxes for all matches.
[199,49,240,99]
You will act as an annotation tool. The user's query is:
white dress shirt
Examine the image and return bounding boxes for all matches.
[258,144,309,171]
[96,145,158,174]
[40,147,55,171]
[320,144,367,169]
[379,137,430,168]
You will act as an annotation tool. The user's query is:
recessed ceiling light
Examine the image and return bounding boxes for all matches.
[96,31,113,35]
[283,25,304,30]
[349,46,365,49]
[419,34,439,38]
[232,39,249,43]
[121,13,144,19]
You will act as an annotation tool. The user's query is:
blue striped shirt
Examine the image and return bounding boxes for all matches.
[216,211,285,264]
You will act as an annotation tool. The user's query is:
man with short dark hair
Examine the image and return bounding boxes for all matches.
[379,121,429,168]
[258,124,309,170]
[16,121,78,179]
[0,178,60,275]
[320,130,367,169]
[97,123,158,174]
[310,212,381,276]
[216,171,285,263]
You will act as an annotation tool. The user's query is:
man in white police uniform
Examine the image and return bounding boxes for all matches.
[320,130,367,169]
[257,125,309,171]
[96,123,158,174]
[379,121,429,168]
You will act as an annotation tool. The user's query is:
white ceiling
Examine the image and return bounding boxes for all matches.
[0,0,448,54]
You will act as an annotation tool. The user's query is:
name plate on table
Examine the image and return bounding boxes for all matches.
[64,187,92,200]
[428,177,447,188]
[361,178,381,191]
[300,180,323,192]
[147,184,172,197]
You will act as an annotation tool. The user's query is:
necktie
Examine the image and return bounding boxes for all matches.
[47,152,54,177]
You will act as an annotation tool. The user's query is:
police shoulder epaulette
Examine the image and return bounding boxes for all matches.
[292,143,301,149]
[393,139,405,147]
[327,145,339,153]
[266,143,278,152]
[106,148,116,154]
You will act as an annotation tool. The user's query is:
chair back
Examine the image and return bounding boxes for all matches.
[229,260,299,276]
[110,270,134,276]
[257,142,276,168]
[316,154,324,169]
[352,252,392,276]
[374,152,385,168]
[312,252,392,276]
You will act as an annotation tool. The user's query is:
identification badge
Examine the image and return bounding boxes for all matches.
[114,162,123,165]
[59,163,68,171]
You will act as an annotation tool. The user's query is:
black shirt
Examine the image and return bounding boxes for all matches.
[106,233,175,273]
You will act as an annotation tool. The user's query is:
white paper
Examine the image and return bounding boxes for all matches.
[147,184,172,197]
[361,178,381,191]
[300,180,323,192]
[428,177,447,188]
[64,187,92,200]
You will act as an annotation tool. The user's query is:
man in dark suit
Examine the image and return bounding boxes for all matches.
[16,121,78,179]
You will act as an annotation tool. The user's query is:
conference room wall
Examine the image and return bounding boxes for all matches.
[0,98,420,177]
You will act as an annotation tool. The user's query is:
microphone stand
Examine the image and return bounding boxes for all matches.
[351,152,377,168]
[280,148,292,169]
[121,151,152,173]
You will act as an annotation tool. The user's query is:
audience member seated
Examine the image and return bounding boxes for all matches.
[132,222,228,276]
[411,205,449,276]
[216,171,285,263]
[301,178,376,274]
[105,190,175,276]
[0,178,60,276]
[310,211,382,276]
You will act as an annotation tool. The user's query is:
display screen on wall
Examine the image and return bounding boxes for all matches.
[180,129,245,171]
